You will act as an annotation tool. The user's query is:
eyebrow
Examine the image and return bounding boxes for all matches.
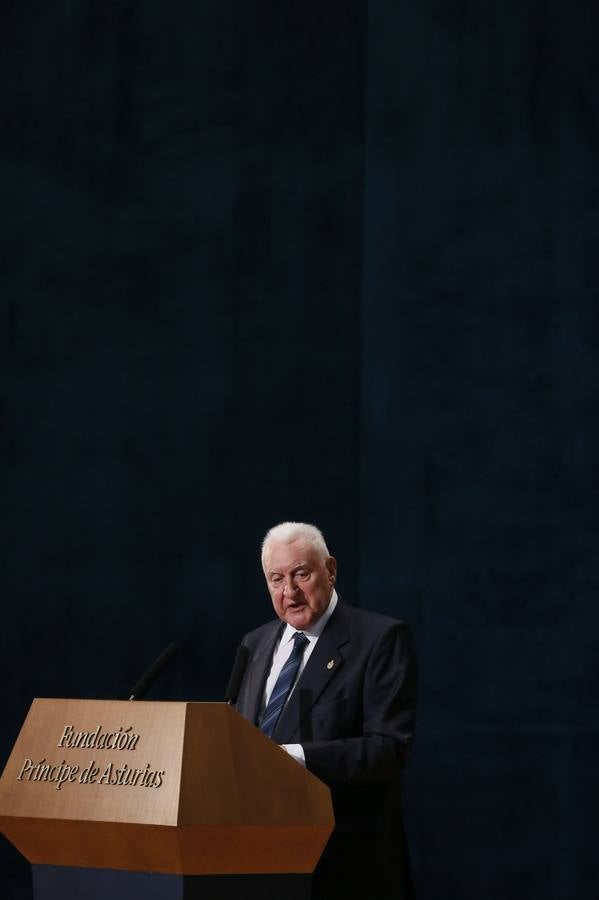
[268,563,311,576]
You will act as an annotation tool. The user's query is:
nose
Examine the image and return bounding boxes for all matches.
[283,576,299,597]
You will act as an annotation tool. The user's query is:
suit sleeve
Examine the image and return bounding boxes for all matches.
[302,622,417,788]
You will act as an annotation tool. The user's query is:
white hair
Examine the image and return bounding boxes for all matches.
[261,521,330,569]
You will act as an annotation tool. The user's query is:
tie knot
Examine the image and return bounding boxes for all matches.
[293,631,309,650]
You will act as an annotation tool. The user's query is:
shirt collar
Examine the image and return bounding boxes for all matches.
[281,589,338,645]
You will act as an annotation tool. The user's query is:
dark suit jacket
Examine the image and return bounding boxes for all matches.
[234,600,417,899]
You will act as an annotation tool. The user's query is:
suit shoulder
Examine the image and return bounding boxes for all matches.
[241,618,281,648]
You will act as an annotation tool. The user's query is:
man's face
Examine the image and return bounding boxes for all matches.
[263,538,337,630]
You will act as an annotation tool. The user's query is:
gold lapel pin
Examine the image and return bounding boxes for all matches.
[327,659,335,670]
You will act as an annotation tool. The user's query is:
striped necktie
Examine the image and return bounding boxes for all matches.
[260,632,309,738]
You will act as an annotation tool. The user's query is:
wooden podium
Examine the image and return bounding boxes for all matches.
[0,699,334,900]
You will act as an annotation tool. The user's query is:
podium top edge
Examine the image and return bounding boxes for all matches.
[30,699,228,705]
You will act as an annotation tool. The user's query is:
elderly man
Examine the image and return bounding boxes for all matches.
[233,522,417,899]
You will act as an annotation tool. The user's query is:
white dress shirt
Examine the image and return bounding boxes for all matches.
[262,591,338,766]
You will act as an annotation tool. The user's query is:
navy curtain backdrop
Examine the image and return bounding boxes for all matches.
[1,2,597,898]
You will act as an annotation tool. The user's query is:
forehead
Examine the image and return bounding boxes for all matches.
[264,538,323,572]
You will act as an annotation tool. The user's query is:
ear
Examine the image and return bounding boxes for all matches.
[326,556,337,583]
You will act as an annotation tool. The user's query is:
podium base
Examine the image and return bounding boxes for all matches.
[33,866,312,900]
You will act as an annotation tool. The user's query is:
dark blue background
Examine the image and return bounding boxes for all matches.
[2,3,597,898]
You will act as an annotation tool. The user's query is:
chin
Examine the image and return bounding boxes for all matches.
[286,610,310,627]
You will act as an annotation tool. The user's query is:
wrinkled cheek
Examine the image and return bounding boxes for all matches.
[270,594,285,618]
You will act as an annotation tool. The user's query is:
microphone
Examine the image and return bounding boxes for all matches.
[129,642,177,700]
[224,645,249,704]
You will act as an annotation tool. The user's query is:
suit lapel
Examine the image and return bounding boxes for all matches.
[272,603,351,742]
[237,620,283,724]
